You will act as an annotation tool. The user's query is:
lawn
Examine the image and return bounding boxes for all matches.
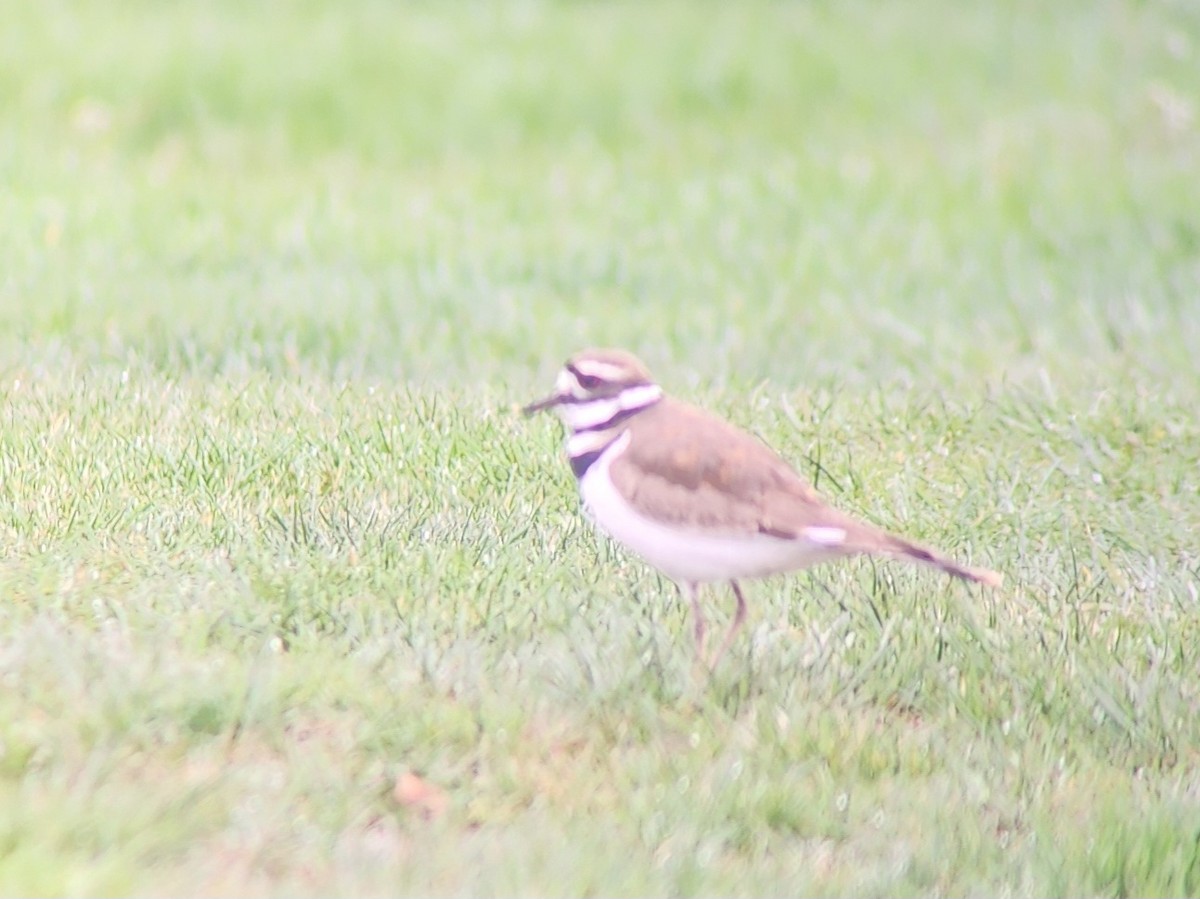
[2,0,1199,894]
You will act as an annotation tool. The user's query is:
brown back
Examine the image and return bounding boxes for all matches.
[608,397,880,545]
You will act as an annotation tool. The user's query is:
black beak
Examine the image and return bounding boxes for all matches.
[522,392,566,416]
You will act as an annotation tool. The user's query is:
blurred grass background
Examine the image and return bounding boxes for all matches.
[5,0,1197,383]
[1,0,1199,895]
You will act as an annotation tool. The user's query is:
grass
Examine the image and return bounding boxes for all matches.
[2,0,1199,894]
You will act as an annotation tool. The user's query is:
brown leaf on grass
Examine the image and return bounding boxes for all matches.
[392,770,448,820]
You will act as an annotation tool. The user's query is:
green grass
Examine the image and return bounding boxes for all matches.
[2,0,1199,894]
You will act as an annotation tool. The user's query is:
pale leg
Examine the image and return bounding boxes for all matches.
[682,582,707,665]
[707,581,748,671]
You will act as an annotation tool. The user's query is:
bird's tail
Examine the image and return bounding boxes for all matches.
[877,532,1003,587]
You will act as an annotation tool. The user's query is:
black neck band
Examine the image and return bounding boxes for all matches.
[570,448,605,478]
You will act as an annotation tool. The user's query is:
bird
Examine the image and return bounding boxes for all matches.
[524,347,1002,669]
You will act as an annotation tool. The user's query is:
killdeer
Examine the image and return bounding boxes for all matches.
[524,348,1002,669]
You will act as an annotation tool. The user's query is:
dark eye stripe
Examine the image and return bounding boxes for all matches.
[566,362,604,390]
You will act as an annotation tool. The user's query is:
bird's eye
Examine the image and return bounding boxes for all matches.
[576,373,602,390]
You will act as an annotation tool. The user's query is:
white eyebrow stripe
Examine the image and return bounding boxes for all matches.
[571,360,629,381]
[803,526,847,547]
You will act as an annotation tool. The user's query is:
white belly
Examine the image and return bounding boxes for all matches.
[578,433,835,585]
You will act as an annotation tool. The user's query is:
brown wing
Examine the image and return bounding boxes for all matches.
[608,397,1002,585]
[609,397,867,540]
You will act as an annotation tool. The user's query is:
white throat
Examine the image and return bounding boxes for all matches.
[559,384,662,432]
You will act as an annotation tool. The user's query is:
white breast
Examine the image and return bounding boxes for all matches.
[578,432,837,585]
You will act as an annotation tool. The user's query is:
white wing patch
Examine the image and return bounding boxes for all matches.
[802,526,847,547]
